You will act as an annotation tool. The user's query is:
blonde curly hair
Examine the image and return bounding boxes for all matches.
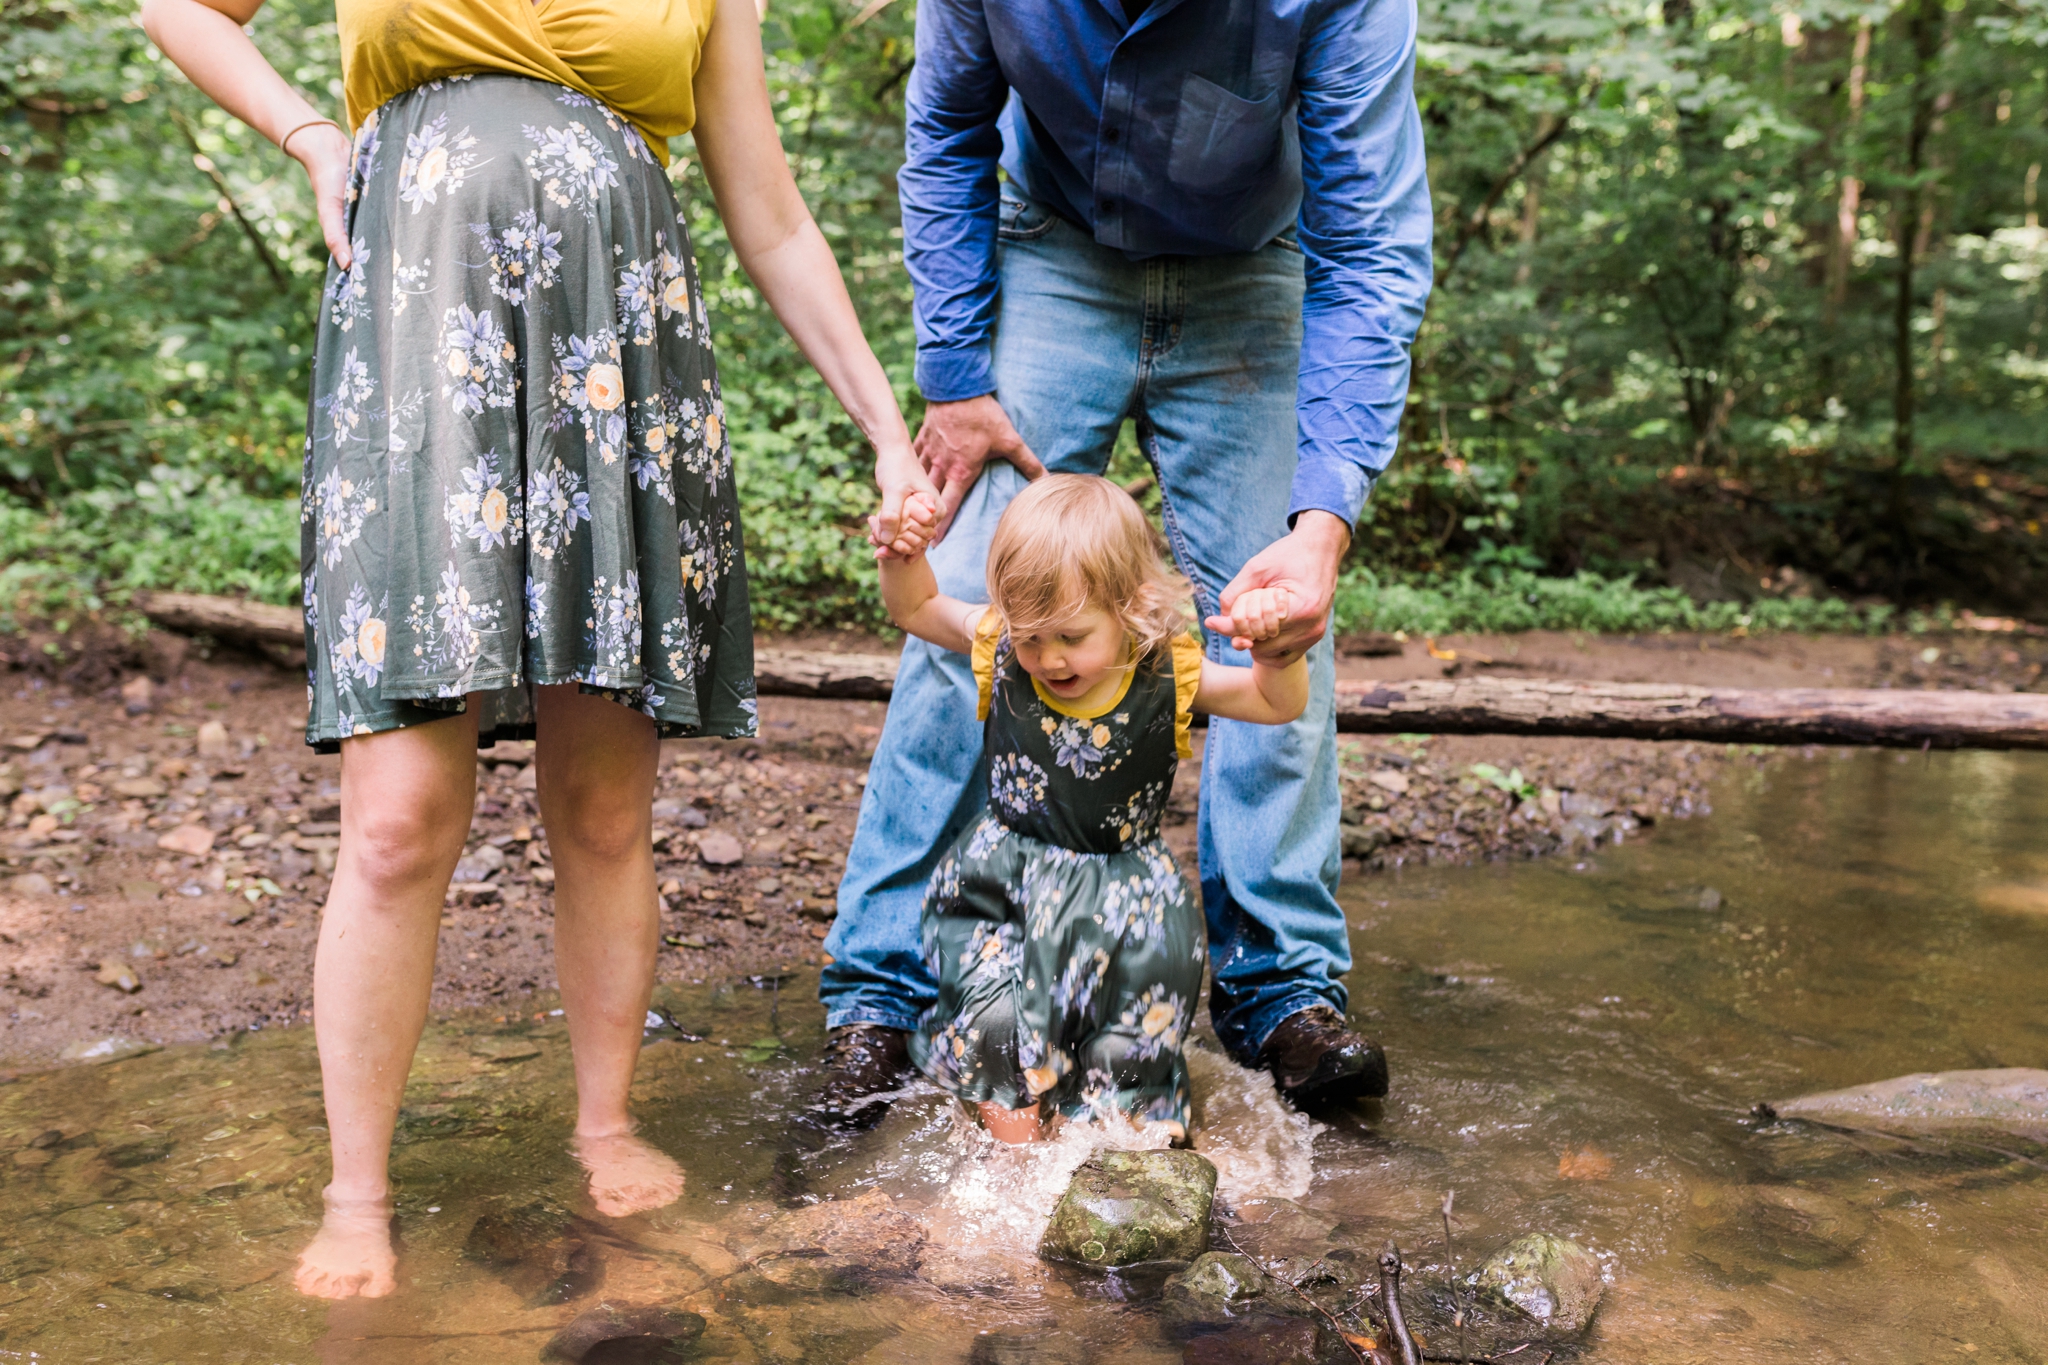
[985,473,1191,667]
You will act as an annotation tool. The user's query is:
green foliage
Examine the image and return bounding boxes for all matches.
[1331,564,1913,635]
[3,0,2044,640]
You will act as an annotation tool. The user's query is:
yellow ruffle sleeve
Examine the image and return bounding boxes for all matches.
[1170,631,1205,760]
[972,609,1003,722]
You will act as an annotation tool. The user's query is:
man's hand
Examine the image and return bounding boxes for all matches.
[1215,511,1351,666]
[913,394,1046,540]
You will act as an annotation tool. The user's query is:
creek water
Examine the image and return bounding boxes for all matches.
[4,749,2046,1363]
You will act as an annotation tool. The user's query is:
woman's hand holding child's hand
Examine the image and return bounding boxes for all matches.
[1204,587,1292,652]
[870,491,940,560]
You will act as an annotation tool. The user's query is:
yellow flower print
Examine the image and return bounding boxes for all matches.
[1023,1065,1058,1097]
[416,144,449,194]
[1041,717,1057,735]
[662,275,690,313]
[1141,1001,1176,1037]
[646,425,666,453]
[446,348,468,376]
[479,487,510,536]
[585,363,625,411]
[357,617,387,668]
[1091,723,1112,748]
[703,411,723,450]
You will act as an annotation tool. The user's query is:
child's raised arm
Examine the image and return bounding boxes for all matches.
[878,549,986,656]
[1195,587,1309,725]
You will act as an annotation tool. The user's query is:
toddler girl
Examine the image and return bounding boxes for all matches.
[876,474,1307,1143]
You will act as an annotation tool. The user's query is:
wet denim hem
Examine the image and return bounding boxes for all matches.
[824,1005,923,1034]
[1218,988,1347,1067]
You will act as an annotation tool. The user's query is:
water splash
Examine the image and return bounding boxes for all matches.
[916,1046,1319,1254]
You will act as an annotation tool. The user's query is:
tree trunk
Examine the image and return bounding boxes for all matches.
[1891,0,1948,466]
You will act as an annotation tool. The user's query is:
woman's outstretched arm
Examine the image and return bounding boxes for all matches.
[689,0,936,552]
[139,0,356,267]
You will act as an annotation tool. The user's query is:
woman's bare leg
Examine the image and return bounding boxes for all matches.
[297,708,480,1298]
[533,684,681,1216]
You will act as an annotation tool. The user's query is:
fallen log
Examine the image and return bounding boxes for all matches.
[1334,677,2048,750]
[132,594,2048,749]
[752,649,898,702]
[133,591,301,645]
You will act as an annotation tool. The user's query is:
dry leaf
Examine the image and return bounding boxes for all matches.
[1558,1145,1615,1180]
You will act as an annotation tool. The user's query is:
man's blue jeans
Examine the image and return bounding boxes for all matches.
[822,196,1350,1063]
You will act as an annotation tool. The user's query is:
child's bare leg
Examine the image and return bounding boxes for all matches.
[977,1101,1050,1143]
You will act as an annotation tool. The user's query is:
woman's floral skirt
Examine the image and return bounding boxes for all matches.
[909,811,1206,1135]
[301,73,755,752]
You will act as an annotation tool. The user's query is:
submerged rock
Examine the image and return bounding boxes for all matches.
[1765,1068,2048,1137]
[1039,1149,1218,1269]
[740,1187,925,1290]
[463,1202,602,1305]
[541,1302,706,1363]
[1162,1251,1297,1333]
[1180,1318,1340,1365]
[969,1322,1095,1364]
[1472,1234,1603,1333]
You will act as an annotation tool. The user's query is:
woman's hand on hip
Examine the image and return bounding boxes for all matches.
[290,123,357,270]
[912,395,1045,542]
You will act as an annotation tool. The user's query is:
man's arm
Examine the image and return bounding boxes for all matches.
[1291,0,1435,527]
[899,0,1010,407]
[897,0,1046,536]
[1217,0,1434,665]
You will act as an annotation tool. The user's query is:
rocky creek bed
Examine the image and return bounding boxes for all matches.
[4,740,2048,1360]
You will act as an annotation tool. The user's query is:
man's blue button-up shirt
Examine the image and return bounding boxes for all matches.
[900,0,1435,526]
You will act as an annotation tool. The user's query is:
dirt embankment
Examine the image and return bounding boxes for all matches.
[2,625,2044,1070]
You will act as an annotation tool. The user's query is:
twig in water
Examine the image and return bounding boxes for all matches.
[1440,1190,1469,1365]
[1381,1244,1424,1365]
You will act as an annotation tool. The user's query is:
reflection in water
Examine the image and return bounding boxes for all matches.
[2,750,2046,1361]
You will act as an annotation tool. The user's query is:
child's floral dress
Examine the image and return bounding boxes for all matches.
[910,614,1207,1135]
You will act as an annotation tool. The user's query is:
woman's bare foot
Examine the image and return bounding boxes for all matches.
[294,1189,397,1299]
[573,1130,685,1217]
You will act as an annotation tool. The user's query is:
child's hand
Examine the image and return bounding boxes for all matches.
[1204,587,1292,652]
[870,491,940,560]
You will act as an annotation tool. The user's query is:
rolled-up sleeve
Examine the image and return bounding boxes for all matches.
[900,0,1010,403]
[1291,0,1435,527]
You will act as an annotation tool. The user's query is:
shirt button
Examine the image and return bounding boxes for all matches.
[1104,126,1120,143]
[1101,197,1118,213]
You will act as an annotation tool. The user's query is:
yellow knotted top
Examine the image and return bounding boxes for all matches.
[336,0,717,164]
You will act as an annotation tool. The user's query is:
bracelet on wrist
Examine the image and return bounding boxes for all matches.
[279,117,342,160]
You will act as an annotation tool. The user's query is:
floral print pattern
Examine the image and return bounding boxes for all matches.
[301,74,755,753]
[910,624,1205,1133]
[470,211,562,306]
[398,113,487,213]
[524,120,620,218]
[549,329,629,464]
[444,450,523,553]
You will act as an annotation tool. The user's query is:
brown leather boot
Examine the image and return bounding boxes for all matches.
[805,1024,915,1130]
[1257,1004,1389,1106]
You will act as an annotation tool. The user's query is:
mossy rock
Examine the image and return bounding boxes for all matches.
[1472,1233,1604,1334]
[1039,1149,1217,1269]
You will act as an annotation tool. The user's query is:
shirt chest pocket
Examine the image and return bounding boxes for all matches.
[1167,73,1291,192]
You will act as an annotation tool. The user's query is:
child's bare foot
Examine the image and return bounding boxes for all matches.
[294,1189,397,1299]
[977,1100,1050,1144]
[573,1130,685,1217]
